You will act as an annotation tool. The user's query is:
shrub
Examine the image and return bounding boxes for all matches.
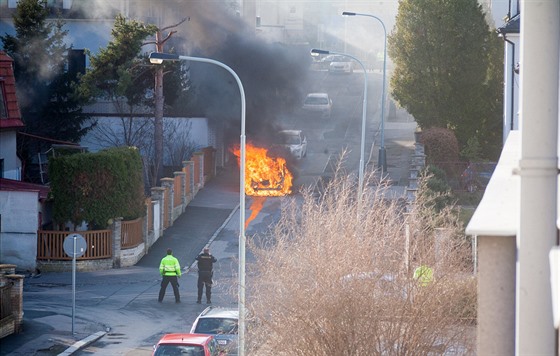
[244,165,475,355]
[49,146,145,229]
[422,127,460,176]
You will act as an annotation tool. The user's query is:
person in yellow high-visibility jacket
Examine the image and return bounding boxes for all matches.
[413,265,433,287]
[158,248,181,303]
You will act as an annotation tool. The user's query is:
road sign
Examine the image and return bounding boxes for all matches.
[63,233,87,258]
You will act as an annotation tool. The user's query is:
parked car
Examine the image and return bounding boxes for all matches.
[273,130,307,160]
[190,307,239,355]
[461,162,497,193]
[328,55,353,74]
[152,333,225,356]
[302,93,333,118]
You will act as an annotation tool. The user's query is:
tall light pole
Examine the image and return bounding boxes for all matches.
[310,49,368,210]
[149,52,247,356]
[342,11,387,172]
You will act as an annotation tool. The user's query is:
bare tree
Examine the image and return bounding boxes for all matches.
[163,119,197,168]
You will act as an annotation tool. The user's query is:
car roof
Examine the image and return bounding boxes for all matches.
[199,307,239,319]
[331,55,350,61]
[306,93,329,98]
[157,333,213,345]
[279,129,302,135]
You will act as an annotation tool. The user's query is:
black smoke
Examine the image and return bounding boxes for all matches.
[165,0,313,150]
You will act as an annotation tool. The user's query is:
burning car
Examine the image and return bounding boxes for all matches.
[232,143,294,196]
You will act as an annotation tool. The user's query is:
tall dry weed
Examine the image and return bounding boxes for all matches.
[244,165,476,355]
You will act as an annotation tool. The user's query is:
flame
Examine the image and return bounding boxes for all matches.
[245,196,266,229]
[232,143,293,196]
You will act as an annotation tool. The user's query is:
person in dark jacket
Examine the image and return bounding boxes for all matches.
[158,248,181,303]
[195,247,217,304]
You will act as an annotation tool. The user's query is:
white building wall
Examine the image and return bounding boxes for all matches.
[79,116,210,160]
[0,131,21,180]
[0,191,39,270]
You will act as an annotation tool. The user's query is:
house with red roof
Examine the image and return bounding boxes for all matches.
[0,51,50,270]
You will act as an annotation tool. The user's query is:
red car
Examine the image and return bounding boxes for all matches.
[153,333,226,356]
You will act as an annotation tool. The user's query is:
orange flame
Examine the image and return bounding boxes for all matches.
[245,197,266,229]
[232,143,293,197]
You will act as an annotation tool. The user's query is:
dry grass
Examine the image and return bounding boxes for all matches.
[243,165,476,355]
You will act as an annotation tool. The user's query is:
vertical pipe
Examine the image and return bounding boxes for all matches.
[516,1,559,354]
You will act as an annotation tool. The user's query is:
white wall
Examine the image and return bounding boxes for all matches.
[0,191,39,270]
[80,116,209,156]
[0,131,21,180]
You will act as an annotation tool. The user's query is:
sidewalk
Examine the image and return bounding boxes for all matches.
[0,108,417,355]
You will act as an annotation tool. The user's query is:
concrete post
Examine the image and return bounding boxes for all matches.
[517,1,559,354]
[151,187,165,238]
[194,152,205,188]
[478,235,516,355]
[110,217,123,268]
[174,171,187,211]
[160,178,174,226]
[143,200,150,254]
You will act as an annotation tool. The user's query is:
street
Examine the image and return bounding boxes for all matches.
[1,67,415,355]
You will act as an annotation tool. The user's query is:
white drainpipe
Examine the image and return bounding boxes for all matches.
[516,1,559,354]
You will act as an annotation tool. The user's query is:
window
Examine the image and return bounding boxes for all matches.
[0,82,7,119]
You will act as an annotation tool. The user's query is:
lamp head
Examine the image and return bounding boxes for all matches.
[342,11,356,16]
[149,52,180,64]
[310,48,329,57]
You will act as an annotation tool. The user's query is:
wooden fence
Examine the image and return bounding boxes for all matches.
[121,218,143,249]
[37,230,112,260]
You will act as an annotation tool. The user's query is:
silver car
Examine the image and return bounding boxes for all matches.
[274,130,307,160]
[190,306,239,355]
[328,55,353,74]
[302,93,333,118]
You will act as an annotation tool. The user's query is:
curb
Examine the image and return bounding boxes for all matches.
[185,203,240,273]
[57,331,107,356]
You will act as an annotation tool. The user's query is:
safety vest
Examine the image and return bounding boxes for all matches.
[413,265,433,287]
[160,255,181,276]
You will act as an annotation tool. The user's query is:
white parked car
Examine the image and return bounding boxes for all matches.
[274,130,307,160]
[328,55,353,74]
[302,93,333,118]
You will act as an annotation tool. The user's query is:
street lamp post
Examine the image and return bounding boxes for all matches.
[149,52,247,356]
[342,11,387,172]
[310,49,368,210]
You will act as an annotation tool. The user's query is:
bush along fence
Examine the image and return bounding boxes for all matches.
[36,147,216,272]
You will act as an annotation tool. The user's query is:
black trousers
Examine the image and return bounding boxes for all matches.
[159,275,180,302]
[197,271,213,302]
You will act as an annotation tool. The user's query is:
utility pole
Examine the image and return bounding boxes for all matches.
[146,17,187,186]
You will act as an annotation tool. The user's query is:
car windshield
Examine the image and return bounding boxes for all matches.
[194,317,238,335]
[279,135,300,145]
[305,97,328,105]
[154,344,205,356]
[332,56,349,62]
